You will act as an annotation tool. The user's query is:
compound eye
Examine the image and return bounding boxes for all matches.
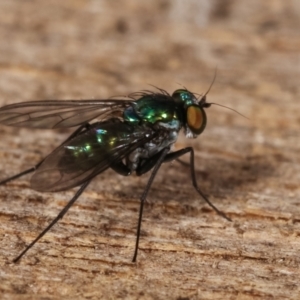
[187,105,207,134]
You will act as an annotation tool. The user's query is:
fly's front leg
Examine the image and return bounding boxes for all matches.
[163,147,232,222]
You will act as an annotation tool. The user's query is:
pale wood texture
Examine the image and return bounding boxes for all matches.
[0,1,300,299]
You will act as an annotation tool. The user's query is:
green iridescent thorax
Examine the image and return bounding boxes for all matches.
[123,94,182,125]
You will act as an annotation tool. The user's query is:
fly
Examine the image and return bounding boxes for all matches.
[0,82,243,263]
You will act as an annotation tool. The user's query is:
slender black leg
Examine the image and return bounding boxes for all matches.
[0,123,90,186]
[132,147,170,262]
[13,179,91,262]
[175,158,190,168]
[163,147,232,222]
[136,150,165,176]
[0,167,38,185]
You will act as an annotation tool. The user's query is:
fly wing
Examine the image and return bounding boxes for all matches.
[0,99,132,129]
[30,120,155,192]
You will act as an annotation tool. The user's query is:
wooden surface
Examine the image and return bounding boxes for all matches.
[0,1,300,299]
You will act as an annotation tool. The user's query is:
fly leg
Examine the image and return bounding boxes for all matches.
[0,123,91,262]
[132,147,170,262]
[0,123,91,186]
[135,150,167,176]
[163,147,232,222]
[13,179,91,262]
[175,158,190,167]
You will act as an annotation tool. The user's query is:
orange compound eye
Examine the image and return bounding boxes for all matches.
[187,105,207,135]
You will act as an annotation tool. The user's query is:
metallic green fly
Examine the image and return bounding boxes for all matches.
[0,86,234,263]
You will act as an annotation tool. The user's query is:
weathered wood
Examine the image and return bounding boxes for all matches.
[0,1,300,299]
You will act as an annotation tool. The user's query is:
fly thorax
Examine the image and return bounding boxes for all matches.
[127,148,148,171]
[127,129,178,172]
[144,130,178,157]
[123,95,180,126]
[156,119,181,131]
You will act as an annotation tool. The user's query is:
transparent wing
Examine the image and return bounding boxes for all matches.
[0,99,132,129]
[30,120,156,192]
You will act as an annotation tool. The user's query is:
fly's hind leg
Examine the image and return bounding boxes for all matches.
[13,179,91,262]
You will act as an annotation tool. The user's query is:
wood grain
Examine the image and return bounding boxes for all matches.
[0,1,300,299]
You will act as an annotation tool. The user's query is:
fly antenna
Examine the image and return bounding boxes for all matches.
[208,102,249,120]
[198,67,218,105]
[201,68,249,119]
[204,67,217,98]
